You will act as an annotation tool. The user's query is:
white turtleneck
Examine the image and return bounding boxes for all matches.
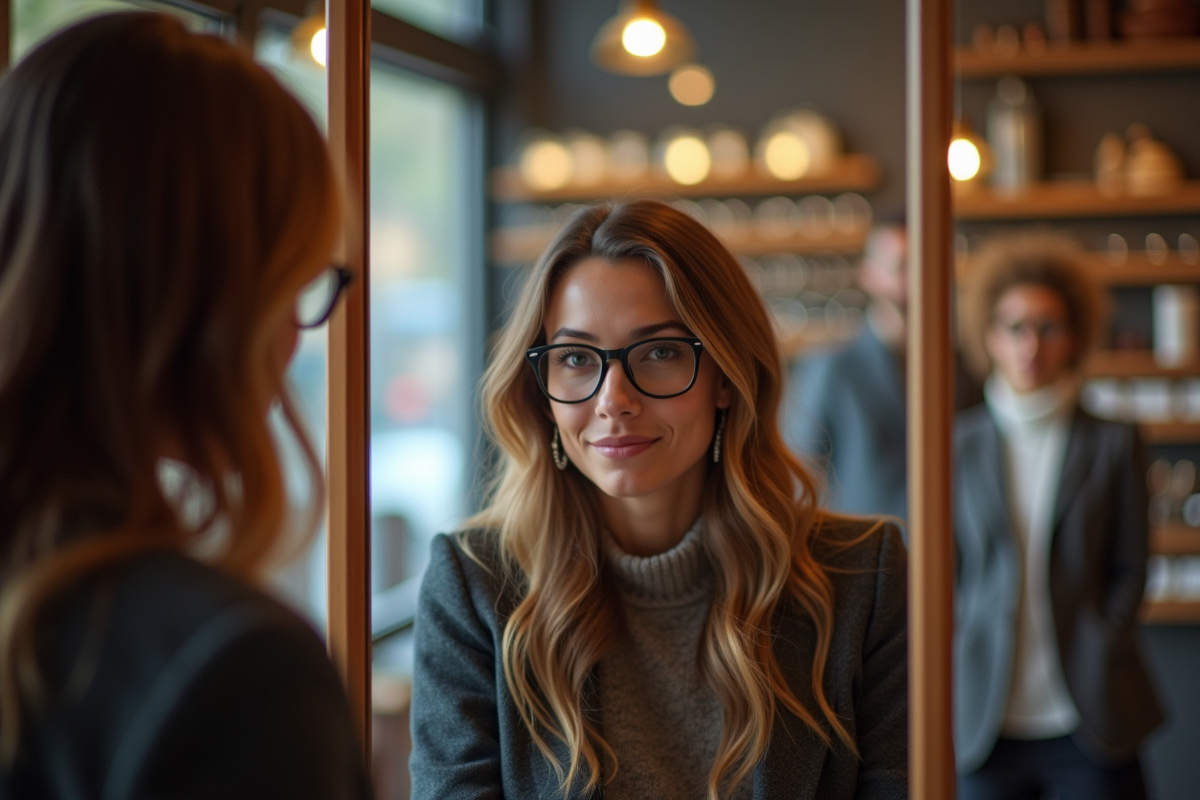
[984,374,1081,739]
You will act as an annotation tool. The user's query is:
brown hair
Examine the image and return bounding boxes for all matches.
[0,12,341,761]
[469,199,860,799]
[959,231,1107,379]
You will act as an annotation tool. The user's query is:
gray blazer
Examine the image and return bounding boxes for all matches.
[410,520,908,800]
[785,327,908,521]
[953,405,1164,773]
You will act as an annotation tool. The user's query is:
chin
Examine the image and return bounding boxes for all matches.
[583,463,662,498]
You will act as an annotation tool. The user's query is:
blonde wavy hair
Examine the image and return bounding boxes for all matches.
[0,12,341,762]
[469,200,858,798]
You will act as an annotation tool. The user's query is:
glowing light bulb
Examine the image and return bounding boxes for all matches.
[310,27,327,67]
[669,64,714,106]
[622,18,666,57]
[948,137,982,181]
[520,139,573,191]
[763,131,811,180]
[663,135,711,185]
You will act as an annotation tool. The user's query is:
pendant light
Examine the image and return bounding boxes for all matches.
[291,3,327,68]
[591,0,697,77]
[948,119,991,185]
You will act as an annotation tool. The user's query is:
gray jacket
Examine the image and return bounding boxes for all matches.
[953,405,1164,773]
[410,520,909,800]
[785,327,908,521]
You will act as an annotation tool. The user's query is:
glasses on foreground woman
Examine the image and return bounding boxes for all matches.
[0,13,368,799]
[410,200,909,800]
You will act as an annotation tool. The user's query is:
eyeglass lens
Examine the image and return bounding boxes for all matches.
[296,269,341,328]
[995,318,1068,341]
[539,340,697,401]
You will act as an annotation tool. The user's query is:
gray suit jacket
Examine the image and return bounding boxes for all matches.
[953,405,1164,773]
[410,520,909,800]
[785,327,908,521]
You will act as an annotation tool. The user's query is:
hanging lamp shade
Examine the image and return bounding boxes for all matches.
[591,0,697,77]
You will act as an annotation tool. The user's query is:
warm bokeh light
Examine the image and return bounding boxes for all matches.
[669,64,714,106]
[663,135,711,185]
[622,18,667,57]
[762,131,811,180]
[520,139,573,191]
[948,137,982,181]
[310,27,327,67]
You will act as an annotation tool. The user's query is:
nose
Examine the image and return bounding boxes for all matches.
[1014,328,1043,362]
[593,359,641,418]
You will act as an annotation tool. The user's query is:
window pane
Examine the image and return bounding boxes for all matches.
[369,62,474,647]
[256,30,331,628]
[368,58,478,800]
[371,0,483,43]
[14,0,220,61]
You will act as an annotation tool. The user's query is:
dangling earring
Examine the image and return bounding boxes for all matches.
[551,426,569,471]
[712,409,728,464]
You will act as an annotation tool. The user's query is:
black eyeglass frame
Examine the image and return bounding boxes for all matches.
[525,337,706,404]
[297,266,355,329]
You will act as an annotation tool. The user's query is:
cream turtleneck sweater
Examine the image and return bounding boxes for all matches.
[985,374,1081,739]
[598,518,751,800]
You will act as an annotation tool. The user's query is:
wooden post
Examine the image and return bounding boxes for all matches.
[0,0,11,70]
[906,0,956,796]
[326,0,372,752]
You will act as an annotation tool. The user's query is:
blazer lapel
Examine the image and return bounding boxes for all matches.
[858,326,906,442]
[1052,410,1092,529]
[752,606,830,800]
[966,413,1016,541]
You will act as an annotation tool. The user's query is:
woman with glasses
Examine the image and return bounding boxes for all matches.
[410,200,907,800]
[0,13,367,799]
[954,233,1162,800]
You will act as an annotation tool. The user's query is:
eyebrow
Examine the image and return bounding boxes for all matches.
[549,321,692,343]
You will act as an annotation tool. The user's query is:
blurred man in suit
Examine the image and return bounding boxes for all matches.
[784,221,911,520]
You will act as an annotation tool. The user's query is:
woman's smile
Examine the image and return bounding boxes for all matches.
[589,434,659,459]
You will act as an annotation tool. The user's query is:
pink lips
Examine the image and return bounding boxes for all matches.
[590,435,658,459]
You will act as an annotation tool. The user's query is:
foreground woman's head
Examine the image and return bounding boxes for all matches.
[473,199,855,796]
[0,11,342,756]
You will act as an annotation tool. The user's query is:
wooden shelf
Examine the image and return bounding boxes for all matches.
[1152,525,1200,555]
[956,38,1200,79]
[1083,350,1200,379]
[954,180,1200,220]
[1079,254,1200,286]
[1141,599,1200,624]
[1141,422,1200,444]
[959,253,1200,286]
[490,224,868,266]
[490,154,882,203]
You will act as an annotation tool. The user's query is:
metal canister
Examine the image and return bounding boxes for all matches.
[986,75,1042,194]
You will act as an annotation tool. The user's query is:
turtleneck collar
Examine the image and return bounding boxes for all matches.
[985,372,1079,430]
[602,517,712,608]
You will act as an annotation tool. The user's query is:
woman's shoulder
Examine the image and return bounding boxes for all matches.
[19,549,364,798]
[50,550,333,699]
[420,528,516,627]
[809,514,907,575]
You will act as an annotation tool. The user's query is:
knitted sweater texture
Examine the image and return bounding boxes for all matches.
[598,519,751,800]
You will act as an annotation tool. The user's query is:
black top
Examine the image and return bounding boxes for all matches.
[1,550,371,800]
[410,518,909,800]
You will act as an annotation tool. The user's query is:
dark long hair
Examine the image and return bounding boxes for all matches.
[0,12,341,761]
